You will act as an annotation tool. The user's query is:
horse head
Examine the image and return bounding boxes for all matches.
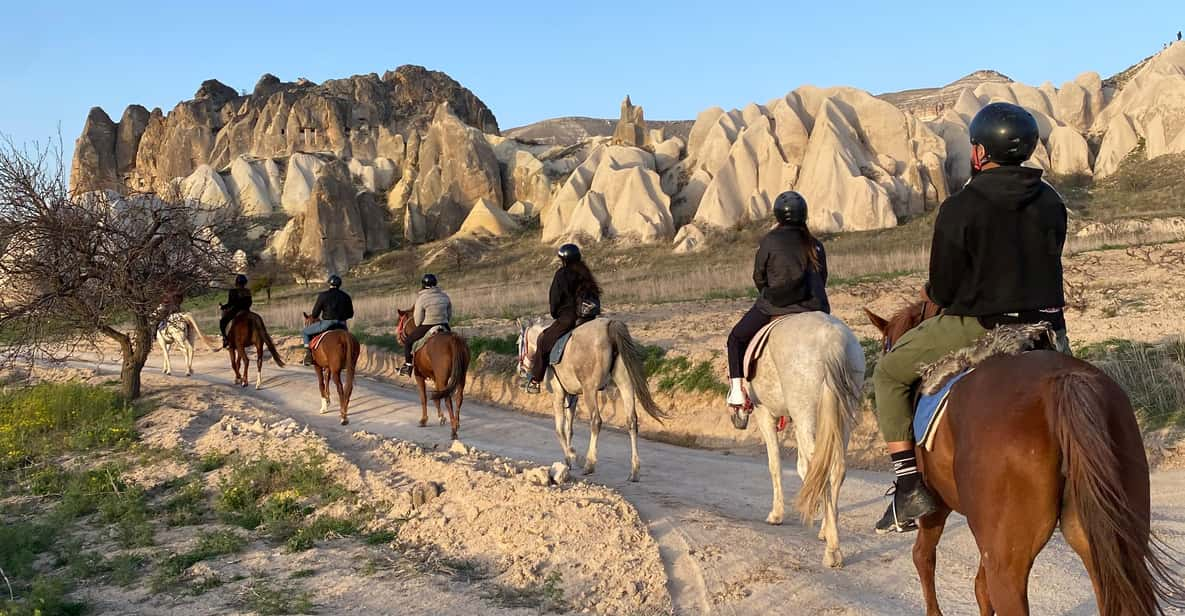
[864,299,942,352]
[514,317,542,378]
[396,309,412,344]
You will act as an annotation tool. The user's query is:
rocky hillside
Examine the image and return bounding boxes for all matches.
[505,116,694,145]
[68,43,1185,277]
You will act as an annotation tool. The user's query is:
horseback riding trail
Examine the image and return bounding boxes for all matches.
[80,348,1185,615]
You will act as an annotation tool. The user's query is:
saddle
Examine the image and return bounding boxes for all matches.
[411,325,450,355]
[912,323,1055,449]
[548,319,597,365]
[740,315,790,380]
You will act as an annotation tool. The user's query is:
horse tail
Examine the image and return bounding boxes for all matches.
[431,334,469,401]
[254,315,286,367]
[607,320,666,423]
[182,312,215,351]
[343,334,357,402]
[795,338,861,523]
[1048,369,1185,616]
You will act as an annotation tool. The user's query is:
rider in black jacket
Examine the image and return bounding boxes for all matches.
[220,274,253,348]
[301,274,355,365]
[726,191,829,428]
[523,244,601,393]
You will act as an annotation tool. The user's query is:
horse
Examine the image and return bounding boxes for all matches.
[156,312,214,376]
[302,313,359,425]
[743,311,865,569]
[396,309,470,440]
[516,317,666,482]
[222,308,285,389]
[865,301,1185,616]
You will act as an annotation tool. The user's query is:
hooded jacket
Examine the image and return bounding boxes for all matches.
[311,288,354,322]
[928,165,1066,317]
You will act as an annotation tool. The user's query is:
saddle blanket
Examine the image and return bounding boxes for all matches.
[411,325,449,355]
[742,315,789,380]
[550,331,572,365]
[310,331,333,351]
[914,368,973,450]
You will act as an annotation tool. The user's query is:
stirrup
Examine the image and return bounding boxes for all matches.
[875,484,919,534]
[523,379,541,394]
[728,405,751,430]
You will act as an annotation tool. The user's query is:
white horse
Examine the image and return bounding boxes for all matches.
[517,318,666,481]
[745,311,865,568]
[156,312,214,376]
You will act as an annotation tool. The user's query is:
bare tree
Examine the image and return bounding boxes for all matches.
[0,141,236,399]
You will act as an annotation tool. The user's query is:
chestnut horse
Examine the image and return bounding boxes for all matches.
[222,308,284,389]
[302,313,359,426]
[396,309,470,440]
[866,301,1183,616]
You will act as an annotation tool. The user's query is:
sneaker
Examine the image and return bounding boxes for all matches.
[398,362,413,377]
[301,349,314,367]
[726,378,747,406]
[875,481,937,534]
[523,379,541,394]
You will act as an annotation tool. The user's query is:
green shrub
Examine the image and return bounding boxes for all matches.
[1076,338,1185,430]
[153,529,247,592]
[0,382,136,470]
[215,454,347,533]
[0,576,87,616]
[285,516,359,552]
[242,579,315,615]
[642,346,727,395]
[469,335,518,358]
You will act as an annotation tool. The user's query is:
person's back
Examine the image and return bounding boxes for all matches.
[929,166,1065,320]
[220,275,252,347]
[414,286,452,327]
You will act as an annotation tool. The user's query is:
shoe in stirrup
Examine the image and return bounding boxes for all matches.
[523,379,541,394]
[301,349,314,367]
[875,480,937,534]
[726,378,750,430]
[398,362,413,377]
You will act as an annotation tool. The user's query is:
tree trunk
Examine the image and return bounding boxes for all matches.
[110,317,154,400]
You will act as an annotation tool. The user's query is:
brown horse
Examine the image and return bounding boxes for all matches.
[301,313,360,425]
[396,309,470,440]
[865,301,1183,616]
[222,308,285,389]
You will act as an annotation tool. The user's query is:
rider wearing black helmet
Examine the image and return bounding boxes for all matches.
[523,243,601,394]
[871,102,1070,534]
[398,273,453,376]
[219,274,253,348]
[725,191,829,428]
[301,274,355,366]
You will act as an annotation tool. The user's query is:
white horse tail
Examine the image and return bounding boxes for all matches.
[182,312,216,351]
[607,320,667,423]
[795,342,861,523]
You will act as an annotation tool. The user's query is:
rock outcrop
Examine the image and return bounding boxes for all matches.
[542,145,674,243]
[70,108,119,193]
[1047,126,1093,176]
[612,96,647,147]
[456,197,521,237]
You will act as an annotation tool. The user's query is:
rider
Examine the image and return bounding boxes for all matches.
[725,191,830,429]
[398,274,453,376]
[872,102,1069,534]
[219,274,253,348]
[301,274,355,366]
[523,243,601,394]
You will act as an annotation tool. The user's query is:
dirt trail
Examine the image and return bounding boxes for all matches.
[90,350,1185,615]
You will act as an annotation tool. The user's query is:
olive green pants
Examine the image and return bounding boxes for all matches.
[873,314,1071,442]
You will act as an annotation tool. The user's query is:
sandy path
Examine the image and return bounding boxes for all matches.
[89,351,1185,615]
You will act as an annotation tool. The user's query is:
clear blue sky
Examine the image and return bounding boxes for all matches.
[1,1,1181,150]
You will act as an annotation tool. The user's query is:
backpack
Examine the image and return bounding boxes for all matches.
[577,293,601,319]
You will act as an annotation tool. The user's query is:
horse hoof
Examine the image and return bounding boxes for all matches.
[766,512,784,526]
[341,419,349,426]
[450,432,458,440]
[582,465,595,476]
[823,549,844,569]
[628,473,639,483]
[418,420,427,428]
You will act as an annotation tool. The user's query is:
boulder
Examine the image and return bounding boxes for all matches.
[653,137,684,174]
[930,111,972,189]
[694,116,797,228]
[794,99,897,232]
[507,200,540,220]
[456,197,520,237]
[1055,82,1091,131]
[542,145,673,244]
[281,153,326,215]
[672,223,706,254]
[407,103,503,241]
[225,156,275,215]
[1047,126,1093,176]
[686,106,725,156]
[115,105,150,176]
[70,107,118,193]
[180,164,233,209]
[1094,115,1140,178]
[1023,140,1051,171]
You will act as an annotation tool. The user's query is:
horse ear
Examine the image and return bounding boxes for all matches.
[864,308,890,334]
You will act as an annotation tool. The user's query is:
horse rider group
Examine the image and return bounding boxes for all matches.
[202,101,1065,542]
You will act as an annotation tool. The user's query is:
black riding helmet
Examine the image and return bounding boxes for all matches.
[327,274,342,288]
[421,273,438,289]
[773,191,808,226]
[557,243,582,265]
[969,102,1039,165]
[234,274,248,287]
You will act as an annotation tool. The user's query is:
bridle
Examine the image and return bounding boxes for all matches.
[396,312,409,345]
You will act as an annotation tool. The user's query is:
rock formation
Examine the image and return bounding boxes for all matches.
[456,197,521,237]
[612,96,647,147]
[542,145,674,243]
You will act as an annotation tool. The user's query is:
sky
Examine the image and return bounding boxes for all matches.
[1,0,1182,151]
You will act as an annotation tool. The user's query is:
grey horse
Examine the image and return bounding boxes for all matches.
[746,311,865,568]
[517,318,666,482]
[156,312,214,376]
